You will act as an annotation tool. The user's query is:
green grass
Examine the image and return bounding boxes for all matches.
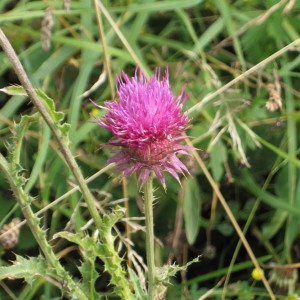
[1,0,300,299]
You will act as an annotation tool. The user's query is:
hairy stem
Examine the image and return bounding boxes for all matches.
[0,28,132,299]
[0,28,103,232]
[144,176,155,300]
[0,153,87,299]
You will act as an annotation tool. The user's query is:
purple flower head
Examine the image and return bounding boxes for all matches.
[92,68,192,189]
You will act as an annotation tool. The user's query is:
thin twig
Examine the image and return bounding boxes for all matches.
[0,28,133,299]
[199,277,225,300]
[0,164,114,240]
[0,153,88,299]
[188,38,300,115]
[185,138,276,300]
[93,0,114,97]
[0,27,103,232]
[212,0,287,51]
[95,0,149,78]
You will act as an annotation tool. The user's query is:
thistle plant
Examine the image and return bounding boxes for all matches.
[92,68,193,298]
[3,1,300,299]
[0,28,133,299]
[92,68,192,189]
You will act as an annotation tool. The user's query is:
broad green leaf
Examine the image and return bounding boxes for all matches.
[262,166,289,240]
[217,222,234,236]
[241,170,300,216]
[209,141,226,182]
[262,210,288,241]
[275,165,289,201]
[183,177,202,245]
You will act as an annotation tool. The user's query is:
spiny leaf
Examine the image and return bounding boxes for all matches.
[156,256,200,284]
[78,261,98,298]
[54,231,86,246]
[36,89,64,123]
[0,254,50,285]
[7,163,27,186]
[54,207,132,299]
[36,89,70,138]
[0,85,63,123]
[0,85,70,138]
[7,113,39,162]
[101,206,125,229]
[51,232,100,296]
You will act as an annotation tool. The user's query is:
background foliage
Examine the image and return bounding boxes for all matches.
[0,0,300,299]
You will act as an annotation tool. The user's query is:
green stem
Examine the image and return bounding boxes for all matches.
[144,175,155,300]
[0,28,102,232]
[0,153,87,299]
[283,65,296,263]
[0,28,133,299]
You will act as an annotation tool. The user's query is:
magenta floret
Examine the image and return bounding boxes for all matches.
[92,68,192,188]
